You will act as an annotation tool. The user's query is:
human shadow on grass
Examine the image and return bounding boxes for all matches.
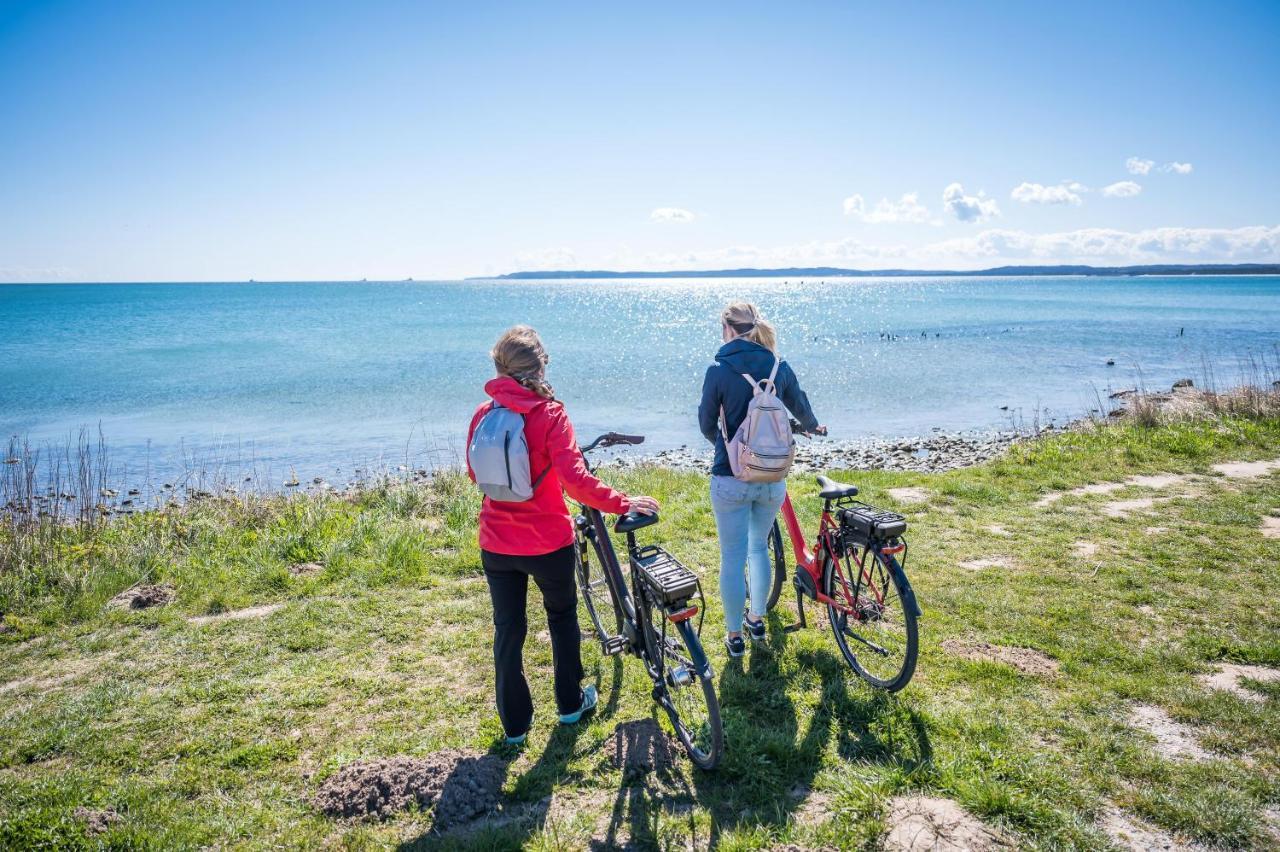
[398,671,599,850]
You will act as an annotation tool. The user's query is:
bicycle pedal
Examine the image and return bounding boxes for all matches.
[602,636,627,656]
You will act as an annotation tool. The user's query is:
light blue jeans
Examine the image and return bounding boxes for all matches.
[710,475,787,634]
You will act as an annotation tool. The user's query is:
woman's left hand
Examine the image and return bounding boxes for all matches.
[627,496,659,515]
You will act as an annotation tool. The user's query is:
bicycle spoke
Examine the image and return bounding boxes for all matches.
[839,622,891,656]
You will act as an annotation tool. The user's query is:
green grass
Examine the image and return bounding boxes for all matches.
[2,417,1280,849]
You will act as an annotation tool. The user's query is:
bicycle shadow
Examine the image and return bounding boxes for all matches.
[685,613,932,848]
[593,710,701,850]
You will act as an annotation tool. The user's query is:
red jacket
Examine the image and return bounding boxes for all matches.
[466,377,631,556]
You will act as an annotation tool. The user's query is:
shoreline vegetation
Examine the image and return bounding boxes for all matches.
[483,263,1280,280]
[1,382,1279,847]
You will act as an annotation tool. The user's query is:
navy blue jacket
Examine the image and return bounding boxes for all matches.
[698,338,819,477]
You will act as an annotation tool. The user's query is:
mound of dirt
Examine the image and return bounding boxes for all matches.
[74,806,122,835]
[313,750,507,828]
[289,562,324,576]
[882,795,1011,850]
[108,583,174,610]
[609,719,679,780]
[887,487,930,504]
[941,639,1060,676]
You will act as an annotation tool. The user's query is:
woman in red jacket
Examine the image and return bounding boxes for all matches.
[466,326,658,744]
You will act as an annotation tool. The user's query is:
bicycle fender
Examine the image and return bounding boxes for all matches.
[886,556,923,618]
[676,620,714,679]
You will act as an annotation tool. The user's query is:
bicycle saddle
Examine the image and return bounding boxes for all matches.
[615,511,660,533]
[816,475,859,500]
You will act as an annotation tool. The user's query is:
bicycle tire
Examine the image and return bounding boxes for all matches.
[822,549,918,692]
[765,518,787,611]
[637,587,723,770]
[575,535,620,644]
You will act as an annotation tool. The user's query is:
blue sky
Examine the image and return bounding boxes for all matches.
[1,0,1278,280]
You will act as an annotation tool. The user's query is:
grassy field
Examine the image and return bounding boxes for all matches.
[2,416,1279,849]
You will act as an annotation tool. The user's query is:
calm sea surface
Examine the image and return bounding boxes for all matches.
[2,277,1278,484]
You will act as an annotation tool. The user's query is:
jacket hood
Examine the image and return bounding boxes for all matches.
[484,376,549,414]
[715,338,777,373]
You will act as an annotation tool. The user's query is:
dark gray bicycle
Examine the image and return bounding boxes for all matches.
[572,432,723,770]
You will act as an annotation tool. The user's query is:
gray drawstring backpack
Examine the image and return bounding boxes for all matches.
[467,402,550,501]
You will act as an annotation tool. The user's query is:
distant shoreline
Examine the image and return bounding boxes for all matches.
[481,263,1280,280]
[4,263,1280,286]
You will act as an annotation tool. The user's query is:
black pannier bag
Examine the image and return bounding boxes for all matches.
[632,545,700,606]
[838,504,908,544]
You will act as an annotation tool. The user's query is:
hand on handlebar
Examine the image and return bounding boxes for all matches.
[790,419,828,438]
[627,495,660,515]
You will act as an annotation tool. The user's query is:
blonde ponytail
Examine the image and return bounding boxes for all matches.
[721,301,776,352]
[491,325,555,399]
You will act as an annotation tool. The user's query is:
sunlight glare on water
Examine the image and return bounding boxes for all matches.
[2,276,1278,481]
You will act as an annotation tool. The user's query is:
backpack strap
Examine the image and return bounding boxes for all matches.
[740,356,780,394]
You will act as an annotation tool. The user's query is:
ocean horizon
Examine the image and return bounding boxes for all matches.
[3,275,1279,487]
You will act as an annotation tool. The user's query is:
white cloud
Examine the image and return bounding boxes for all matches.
[1010,181,1084,206]
[1126,157,1155,175]
[1101,180,1142,198]
[650,207,696,223]
[842,192,934,224]
[1162,161,1193,174]
[923,224,1280,263]
[942,183,1000,223]
[577,224,1280,272]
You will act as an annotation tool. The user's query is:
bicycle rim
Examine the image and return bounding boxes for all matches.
[823,550,918,691]
[640,592,723,769]
[575,537,618,642]
[765,519,786,611]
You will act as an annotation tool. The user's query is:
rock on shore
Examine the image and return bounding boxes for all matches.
[605,429,1032,474]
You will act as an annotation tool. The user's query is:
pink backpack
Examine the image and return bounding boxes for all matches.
[720,359,795,482]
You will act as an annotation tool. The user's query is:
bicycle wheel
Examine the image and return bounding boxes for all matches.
[638,589,723,770]
[822,548,918,692]
[764,518,787,611]
[575,536,620,642]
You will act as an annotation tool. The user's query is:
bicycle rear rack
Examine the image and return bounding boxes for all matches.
[633,545,699,606]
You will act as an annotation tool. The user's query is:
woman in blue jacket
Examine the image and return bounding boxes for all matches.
[698,302,823,657]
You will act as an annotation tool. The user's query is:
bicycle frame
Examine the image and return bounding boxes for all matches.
[572,439,709,680]
[778,490,898,617]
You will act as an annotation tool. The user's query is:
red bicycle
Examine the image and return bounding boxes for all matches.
[762,424,921,691]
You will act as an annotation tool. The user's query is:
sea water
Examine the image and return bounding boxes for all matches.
[2,276,1278,483]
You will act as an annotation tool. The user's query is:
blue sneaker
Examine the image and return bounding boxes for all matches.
[504,731,527,746]
[744,612,767,643]
[558,684,598,725]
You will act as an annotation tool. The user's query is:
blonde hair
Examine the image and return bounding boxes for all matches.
[491,325,555,399]
[721,301,776,352]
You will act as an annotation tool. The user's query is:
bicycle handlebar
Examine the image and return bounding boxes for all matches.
[790,419,827,438]
[581,431,646,454]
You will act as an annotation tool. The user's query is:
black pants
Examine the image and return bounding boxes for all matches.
[481,545,584,737]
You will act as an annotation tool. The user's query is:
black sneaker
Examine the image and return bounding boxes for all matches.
[724,634,746,658]
[744,613,767,643]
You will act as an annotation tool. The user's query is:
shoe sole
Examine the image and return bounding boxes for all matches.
[559,686,598,724]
